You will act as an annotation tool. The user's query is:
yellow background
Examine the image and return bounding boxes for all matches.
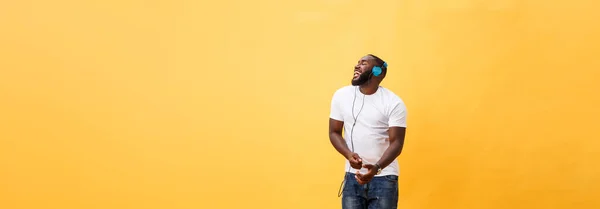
[1,0,599,209]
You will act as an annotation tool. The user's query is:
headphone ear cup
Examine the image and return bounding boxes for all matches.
[372,66,382,76]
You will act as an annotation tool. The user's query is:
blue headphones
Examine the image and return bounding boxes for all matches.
[372,62,388,77]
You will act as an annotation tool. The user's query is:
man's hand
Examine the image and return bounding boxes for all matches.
[355,164,378,185]
[345,152,363,169]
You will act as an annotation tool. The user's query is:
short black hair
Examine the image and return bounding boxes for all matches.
[367,54,387,75]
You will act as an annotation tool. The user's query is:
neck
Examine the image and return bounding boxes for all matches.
[359,83,379,95]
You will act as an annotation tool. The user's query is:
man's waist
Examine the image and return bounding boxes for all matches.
[346,163,399,173]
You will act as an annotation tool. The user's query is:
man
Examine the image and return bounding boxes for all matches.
[329,54,407,209]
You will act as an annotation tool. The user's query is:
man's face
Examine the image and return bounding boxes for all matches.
[351,56,376,86]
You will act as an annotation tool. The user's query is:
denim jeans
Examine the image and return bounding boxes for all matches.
[341,172,399,209]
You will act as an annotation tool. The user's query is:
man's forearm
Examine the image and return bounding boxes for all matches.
[376,139,404,169]
[329,132,352,159]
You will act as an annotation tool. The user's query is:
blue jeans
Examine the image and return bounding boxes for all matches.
[342,172,399,209]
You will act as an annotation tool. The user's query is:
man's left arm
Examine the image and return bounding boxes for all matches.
[375,126,406,170]
[376,102,407,170]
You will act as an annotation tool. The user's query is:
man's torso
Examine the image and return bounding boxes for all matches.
[332,85,405,176]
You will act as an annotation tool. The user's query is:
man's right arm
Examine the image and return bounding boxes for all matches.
[328,89,351,159]
[329,118,351,159]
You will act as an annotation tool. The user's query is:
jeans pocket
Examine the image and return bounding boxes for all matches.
[383,175,398,183]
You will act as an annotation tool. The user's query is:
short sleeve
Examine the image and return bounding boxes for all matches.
[388,101,407,127]
[329,89,344,122]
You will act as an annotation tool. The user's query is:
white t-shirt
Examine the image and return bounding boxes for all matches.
[329,85,407,176]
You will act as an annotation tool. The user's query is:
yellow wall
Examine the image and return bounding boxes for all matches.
[1,0,599,209]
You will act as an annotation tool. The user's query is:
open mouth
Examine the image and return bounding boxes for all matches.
[353,71,361,79]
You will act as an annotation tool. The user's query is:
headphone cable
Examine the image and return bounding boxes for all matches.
[338,86,365,197]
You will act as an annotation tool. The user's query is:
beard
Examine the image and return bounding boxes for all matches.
[351,71,372,86]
